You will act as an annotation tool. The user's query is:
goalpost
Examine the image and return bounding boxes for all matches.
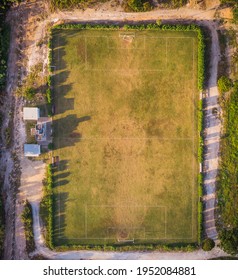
[119,33,135,43]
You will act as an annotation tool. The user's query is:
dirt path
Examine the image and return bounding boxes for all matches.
[2,0,226,259]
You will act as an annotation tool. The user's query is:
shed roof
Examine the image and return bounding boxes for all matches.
[23,107,40,120]
[24,144,41,157]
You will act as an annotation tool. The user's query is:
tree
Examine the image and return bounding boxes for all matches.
[202,238,215,251]
[219,228,238,255]
[24,87,35,100]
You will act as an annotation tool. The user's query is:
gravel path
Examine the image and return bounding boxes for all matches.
[202,22,220,240]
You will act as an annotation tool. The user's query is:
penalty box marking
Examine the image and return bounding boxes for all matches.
[85,205,167,240]
[83,35,195,72]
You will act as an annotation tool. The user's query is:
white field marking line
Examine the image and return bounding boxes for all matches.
[84,36,88,71]
[85,205,166,208]
[55,34,198,241]
[58,237,195,240]
[58,137,195,140]
[166,38,168,67]
[85,204,87,238]
[142,36,195,39]
[164,207,167,239]
[86,69,166,72]
[119,32,135,37]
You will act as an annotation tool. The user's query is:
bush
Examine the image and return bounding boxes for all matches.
[218,76,233,94]
[233,6,238,23]
[24,87,36,100]
[40,164,54,249]
[202,238,215,251]
[46,88,52,104]
[219,228,238,255]
[48,143,53,150]
[21,200,35,253]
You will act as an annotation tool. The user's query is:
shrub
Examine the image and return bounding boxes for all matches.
[48,143,53,150]
[40,164,54,249]
[21,200,35,253]
[46,88,52,104]
[219,228,238,255]
[233,6,238,23]
[202,238,215,251]
[24,87,36,100]
[218,76,233,94]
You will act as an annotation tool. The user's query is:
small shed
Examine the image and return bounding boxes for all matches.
[24,144,41,157]
[23,107,40,121]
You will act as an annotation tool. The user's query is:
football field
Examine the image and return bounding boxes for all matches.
[51,28,199,246]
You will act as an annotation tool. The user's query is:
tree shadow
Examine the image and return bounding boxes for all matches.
[51,30,75,115]
[52,114,91,149]
[53,191,68,243]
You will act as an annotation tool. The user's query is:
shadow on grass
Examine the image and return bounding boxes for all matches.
[52,114,91,149]
[53,191,68,242]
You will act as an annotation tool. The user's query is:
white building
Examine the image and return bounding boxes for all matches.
[23,107,40,121]
[24,144,41,157]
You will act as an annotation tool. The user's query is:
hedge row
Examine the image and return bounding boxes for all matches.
[47,32,53,116]
[21,200,35,253]
[53,23,205,90]
[41,164,54,249]
[55,243,198,253]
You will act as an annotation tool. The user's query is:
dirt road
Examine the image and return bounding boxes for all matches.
[2,0,224,259]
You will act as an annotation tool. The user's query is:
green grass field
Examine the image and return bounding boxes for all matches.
[51,28,199,246]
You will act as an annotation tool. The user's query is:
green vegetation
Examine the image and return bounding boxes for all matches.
[218,82,238,255]
[0,24,10,90]
[40,165,54,249]
[0,0,17,259]
[0,184,4,259]
[4,127,11,147]
[24,87,36,100]
[55,243,197,252]
[49,24,202,248]
[48,0,188,11]
[217,76,233,94]
[21,200,35,253]
[233,6,238,23]
[202,238,215,251]
[49,0,106,11]
[123,0,152,12]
